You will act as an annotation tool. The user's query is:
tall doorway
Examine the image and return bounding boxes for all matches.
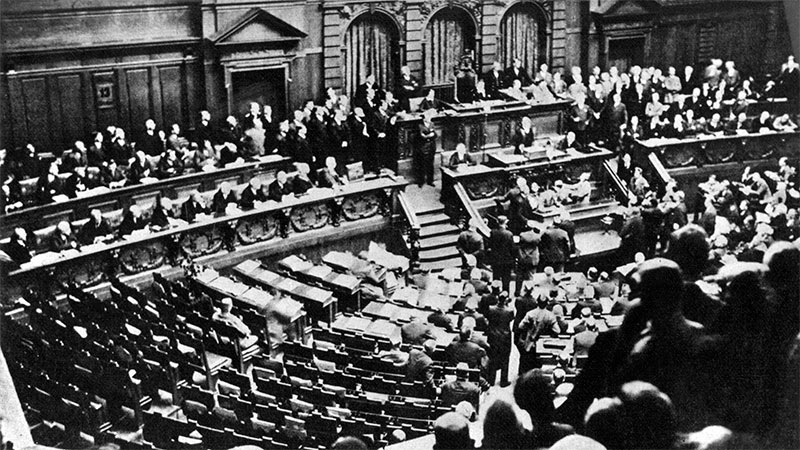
[230,67,287,120]
[607,36,645,73]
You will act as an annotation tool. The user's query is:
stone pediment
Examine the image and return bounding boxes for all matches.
[591,0,662,17]
[209,8,307,48]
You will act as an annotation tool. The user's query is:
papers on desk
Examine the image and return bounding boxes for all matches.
[52,194,70,203]
[278,255,314,274]
[235,260,261,275]
[195,268,219,284]
[604,315,625,328]
[430,327,457,347]
[259,154,284,163]
[140,177,159,184]
[305,264,333,279]
[276,278,301,293]
[323,251,358,272]
[81,243,107,253]
[210,276,250,297]
[76,187,110,198]
[392,286,420,305]
[240,287,273,310]
[23,252,62,268]
[129,228,150,238]
[366,242,409,272]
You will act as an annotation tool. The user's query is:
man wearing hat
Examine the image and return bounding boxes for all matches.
[488,215,515,293]
[440,362,481,411]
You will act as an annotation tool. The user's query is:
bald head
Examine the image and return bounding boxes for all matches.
[433,412,473,450]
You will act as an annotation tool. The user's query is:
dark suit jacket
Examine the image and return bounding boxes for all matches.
[446,339,487,369]
[137,132,163,157]
[512,129,536,154]
[292,177,313,196]
[78,219,112,245]
[118,213,148,237]
[180,199,207,223]
[3,239,31,266]
[517,229,541,268]
[401,321,435,345]
[317,168,343,188]
[449,152,475,168]
[484,70,505,99]
[239,186,266,210]
[211,190,237,216]
[504,66,533,87]
[441,379,480,410]
[267,180,292,203]
[539,227,570,264]
[489,228,515,269]
[406,349,434,384]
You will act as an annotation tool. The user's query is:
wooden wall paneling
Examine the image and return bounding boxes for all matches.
[7,77,29,147]
[674,22,698,70]
[126,68,152,137]
[150,66,164,127]
[159,65,183,129]
[94,72,119,133]
[57,75,84,147]
[184,60,201,129]
[81,71,97,139]
[1,76,15,149]
[46,75,63,148]
[20,77,50,151]
[116,68,131,133]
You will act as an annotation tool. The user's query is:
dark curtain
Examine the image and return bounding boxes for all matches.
[499,4,547,72]
[344,13,397,96]
[425,8,473,85]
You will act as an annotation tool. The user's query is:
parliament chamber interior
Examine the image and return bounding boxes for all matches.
[0,0,799,449]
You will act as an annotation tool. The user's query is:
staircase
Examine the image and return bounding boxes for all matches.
[416,208,463,273]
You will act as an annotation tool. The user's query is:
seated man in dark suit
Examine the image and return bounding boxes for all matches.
[211,181,238,216]
[118,205,149,237]
[724,112,750,135]
[406,339,436,385]
[238,177,267,210]
[401,317,435,345]
[512,117,536,154]
[317,157,346,189]
[504,57,533,87]
[3,227,31,267]
[448,143,476,168]
[292,163,314,196]
[446,324,487,371]
[180,191,208,223]
[78,209,112,245]
[49,221,79,252]
[267,170,293,202]
[440,363,481,411]
[559,131,584,152]
[750,111,775,133]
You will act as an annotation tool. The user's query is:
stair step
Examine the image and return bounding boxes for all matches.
[419,233,457,250]
[420,222,460,238]
[419,246,460,262]
[419,256,463,273]
[419,212,450,226]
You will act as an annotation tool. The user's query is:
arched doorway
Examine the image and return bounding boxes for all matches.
[424,7,477,86]
[499,2,549,73]
[343,12,400,96]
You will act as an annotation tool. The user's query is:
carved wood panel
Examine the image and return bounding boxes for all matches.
[236,214,279,245]
[54,255,109,288]
[464,174,504,199]
[341,193,381,221]
[118,240,168,274]
[290,203,330,232]
[178,227,224,258]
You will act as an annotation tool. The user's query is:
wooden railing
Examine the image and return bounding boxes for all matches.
[395,190,421,270]
[602,159,631,204]
[452,182,491,240]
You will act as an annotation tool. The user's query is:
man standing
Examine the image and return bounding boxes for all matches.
[416,110,437,187]
[504,57,533,87]
[483,61,505,100]
[515,227,541,296]
[485,293,514,386]
[539,222,570,272]
[488,215,515,293]
[397,65,420,112]
[456,218,484,267]
[517,294,560,374]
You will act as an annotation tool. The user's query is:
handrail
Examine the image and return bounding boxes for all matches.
[452,182,491,240]
[602,159,630,203]
[396,190,421,270]
[648,152,672,185]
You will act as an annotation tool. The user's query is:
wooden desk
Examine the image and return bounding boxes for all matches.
[1,155,292,239]
[278,255,362,309]
[440,147,616,207]
[634,131,800,211]
[192,268,307,344]
[233,260,336,325]
[395,99,570,158]
[5,176,408,293]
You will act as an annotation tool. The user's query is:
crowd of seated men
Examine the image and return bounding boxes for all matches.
[0,156,354,270]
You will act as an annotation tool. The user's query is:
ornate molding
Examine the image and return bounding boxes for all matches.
[236,214,279,245]
[290,203,331,232]
[118,240,168,274]
[178,227,224,259]
[54,256,108,288]
[341,192,381,221]
[464,174,504,199]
